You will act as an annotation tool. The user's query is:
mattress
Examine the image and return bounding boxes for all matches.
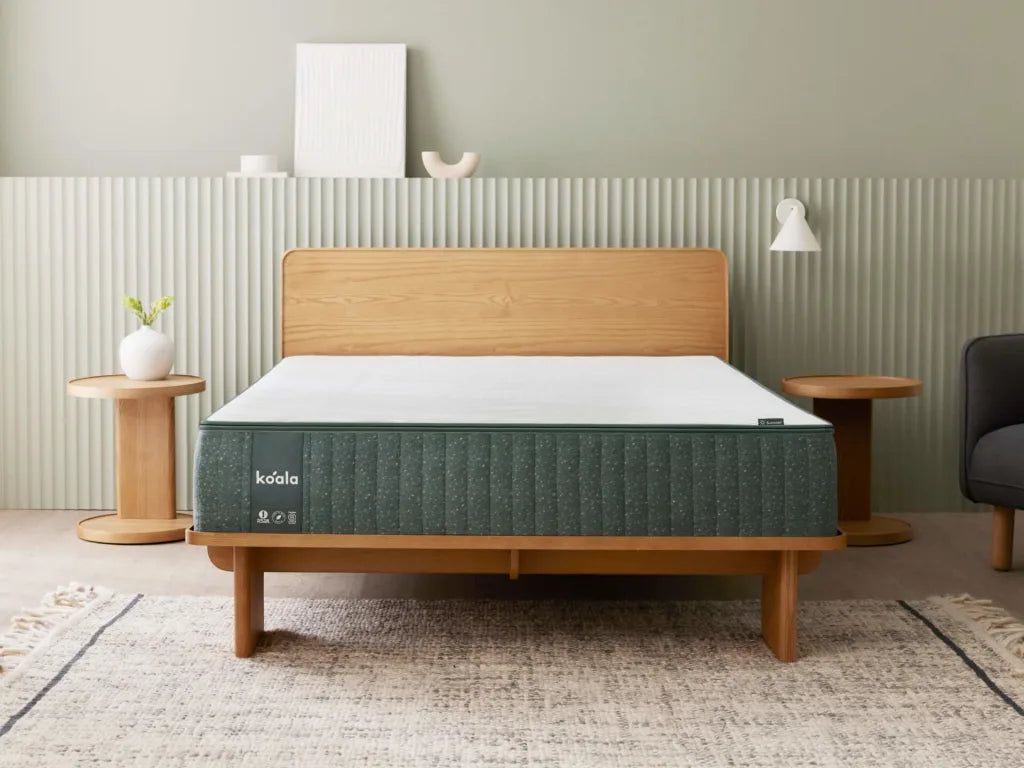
[193,356,837,537]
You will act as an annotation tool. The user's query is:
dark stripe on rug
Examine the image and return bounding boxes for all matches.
[898,599,1023,716]
[0,593,144,738]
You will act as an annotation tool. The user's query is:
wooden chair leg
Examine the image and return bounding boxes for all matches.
[761,551,799,662]
[233,546,264,658]
[992,506,1015,571]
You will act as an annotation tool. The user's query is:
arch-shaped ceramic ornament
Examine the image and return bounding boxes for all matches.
[421,151,481,179]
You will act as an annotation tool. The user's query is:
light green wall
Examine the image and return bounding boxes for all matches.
[2,0,1023,177]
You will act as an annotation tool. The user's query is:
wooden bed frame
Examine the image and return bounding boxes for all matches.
[187,248,844,661]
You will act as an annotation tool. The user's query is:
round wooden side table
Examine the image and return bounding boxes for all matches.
[782,375,923,547]
[67,374,206,544]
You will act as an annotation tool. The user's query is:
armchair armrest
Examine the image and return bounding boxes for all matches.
[960,334,1024,499]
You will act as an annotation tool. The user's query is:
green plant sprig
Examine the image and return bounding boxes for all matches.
[123,295,173,326]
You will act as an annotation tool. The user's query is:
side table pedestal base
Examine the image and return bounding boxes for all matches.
[77,513,193,544]
[840,516,913,547]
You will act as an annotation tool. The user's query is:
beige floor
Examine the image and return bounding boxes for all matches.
[2,509,1023,627]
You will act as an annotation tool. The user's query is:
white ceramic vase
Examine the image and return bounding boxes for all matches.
[119,326,174,381]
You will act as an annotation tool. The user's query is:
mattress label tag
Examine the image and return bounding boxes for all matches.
[758,418,785,426]
[250,431,303,533]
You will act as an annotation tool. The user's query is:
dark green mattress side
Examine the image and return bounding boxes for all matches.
[193,425,837,537]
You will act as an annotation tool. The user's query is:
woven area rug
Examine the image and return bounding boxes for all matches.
[2,587,1023,767]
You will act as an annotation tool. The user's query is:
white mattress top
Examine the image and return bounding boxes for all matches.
[206,355,825,427]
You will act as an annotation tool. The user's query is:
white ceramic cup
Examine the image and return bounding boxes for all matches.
[240,155,279,174]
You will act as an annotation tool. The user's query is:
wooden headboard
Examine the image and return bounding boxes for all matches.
[281,248,728,359]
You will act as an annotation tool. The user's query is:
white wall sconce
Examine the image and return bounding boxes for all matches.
[769,198,821,252]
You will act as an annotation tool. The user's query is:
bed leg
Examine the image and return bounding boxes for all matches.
[761,550,799,662]
[233,546,264,658]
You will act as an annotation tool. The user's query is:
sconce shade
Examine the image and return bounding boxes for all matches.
[770,200,821,252]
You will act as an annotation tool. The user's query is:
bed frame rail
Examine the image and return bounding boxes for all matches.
[187,529,844,661]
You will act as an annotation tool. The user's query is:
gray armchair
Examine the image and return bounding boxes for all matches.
[960,334,1024,570]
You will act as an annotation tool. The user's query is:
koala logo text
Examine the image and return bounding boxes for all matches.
[255,470,299,486]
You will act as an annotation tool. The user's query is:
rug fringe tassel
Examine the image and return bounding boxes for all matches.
[0,583,103,675]
[947,594,1024,675]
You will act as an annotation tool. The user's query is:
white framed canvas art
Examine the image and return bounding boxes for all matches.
[294,43,406,177]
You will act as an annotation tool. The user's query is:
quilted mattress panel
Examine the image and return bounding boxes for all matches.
[193,427,837,537]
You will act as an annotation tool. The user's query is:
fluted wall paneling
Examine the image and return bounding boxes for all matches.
[1,177,1021,513]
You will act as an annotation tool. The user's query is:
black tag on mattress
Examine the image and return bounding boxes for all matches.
[758,418,785,426]
[250,431,303,533]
